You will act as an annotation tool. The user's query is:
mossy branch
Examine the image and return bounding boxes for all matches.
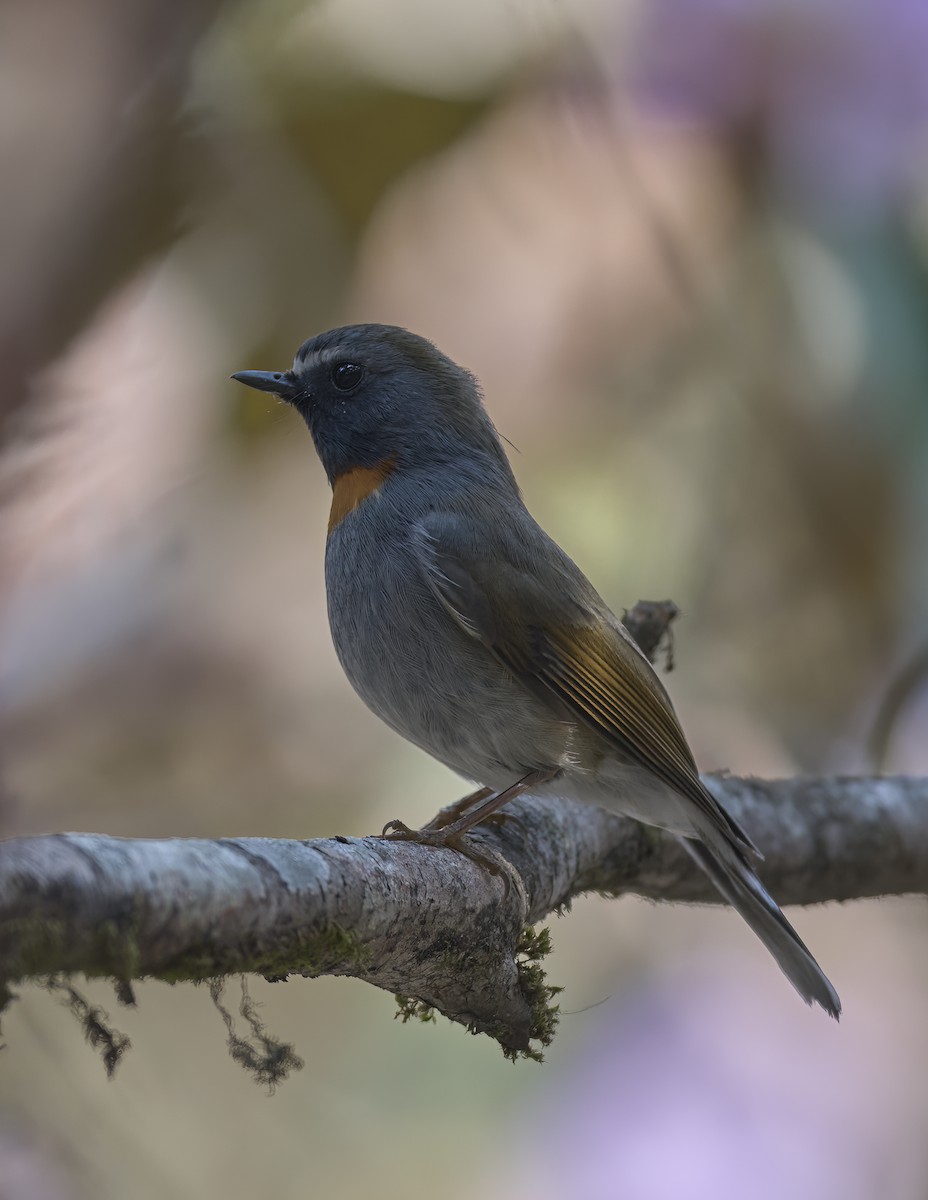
[2,602,926,1077]
[3,771,928,1076]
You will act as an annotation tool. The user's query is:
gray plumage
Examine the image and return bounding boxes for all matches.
[232,323,841,1018]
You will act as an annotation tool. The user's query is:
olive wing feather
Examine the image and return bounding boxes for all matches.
[413,514,755,855]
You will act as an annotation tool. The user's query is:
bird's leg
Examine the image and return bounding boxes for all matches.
[432,768,559,837]
[382,769,556,842]
[418,786,494,832]
[381,768,560,889]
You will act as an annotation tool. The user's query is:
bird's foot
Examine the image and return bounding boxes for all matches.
[381,819,513,897]
[379,769,559,901]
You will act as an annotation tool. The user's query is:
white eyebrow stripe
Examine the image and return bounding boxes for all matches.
[297,343,354,369]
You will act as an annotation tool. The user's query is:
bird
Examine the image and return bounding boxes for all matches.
[232,323,840,1018]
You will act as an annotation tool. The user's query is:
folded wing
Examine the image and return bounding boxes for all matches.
[413,513,755,855]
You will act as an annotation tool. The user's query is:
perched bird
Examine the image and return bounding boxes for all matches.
[233,324,840,1018]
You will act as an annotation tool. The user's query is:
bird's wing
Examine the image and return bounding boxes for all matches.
[413,513,755,855]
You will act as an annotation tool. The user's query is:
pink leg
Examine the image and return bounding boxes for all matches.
[418,786,494,833]
[381,767,560,889]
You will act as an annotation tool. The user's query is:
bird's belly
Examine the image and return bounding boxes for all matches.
[325,527,566,784]
[548,758,704,838]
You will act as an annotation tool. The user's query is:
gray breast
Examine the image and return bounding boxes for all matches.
[324,498,565,784]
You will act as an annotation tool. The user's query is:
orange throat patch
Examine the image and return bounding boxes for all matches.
[327,459,396,534]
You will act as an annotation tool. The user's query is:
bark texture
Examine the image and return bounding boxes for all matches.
[2,772,926,1060]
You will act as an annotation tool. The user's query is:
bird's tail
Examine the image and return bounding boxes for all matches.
[682,835,841,1019]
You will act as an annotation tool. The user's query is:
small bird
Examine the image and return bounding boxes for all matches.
[233,324,840,1018]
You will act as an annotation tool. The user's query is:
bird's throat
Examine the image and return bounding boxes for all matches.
[328,459,397,534]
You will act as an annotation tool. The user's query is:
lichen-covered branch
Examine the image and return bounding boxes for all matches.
[2,773,927,1065]
[2,602,925,1069]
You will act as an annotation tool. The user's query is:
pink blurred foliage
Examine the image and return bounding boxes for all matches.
[498,925,928,1200]
[632,0,928,215]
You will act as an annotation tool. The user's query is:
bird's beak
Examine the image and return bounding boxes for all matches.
[231,370,296,399]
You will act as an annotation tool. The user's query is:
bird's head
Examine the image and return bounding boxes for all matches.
[232,324,514,491]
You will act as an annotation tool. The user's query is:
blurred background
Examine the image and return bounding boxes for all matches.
[3,0,928,1196]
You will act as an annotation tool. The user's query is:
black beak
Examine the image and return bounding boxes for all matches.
[231,370,295,398]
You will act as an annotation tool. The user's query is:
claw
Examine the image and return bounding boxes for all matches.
[380,821,513,899]
[376,770,557,901]
[443,832,513,900]
[382,818,414,837]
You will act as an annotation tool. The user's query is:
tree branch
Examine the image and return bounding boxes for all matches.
[2,774,926,1064]
[3,603,922,1072]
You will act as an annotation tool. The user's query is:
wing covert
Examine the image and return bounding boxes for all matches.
[413,514,754,853]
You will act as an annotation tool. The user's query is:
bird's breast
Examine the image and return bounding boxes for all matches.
[323,500,568,782]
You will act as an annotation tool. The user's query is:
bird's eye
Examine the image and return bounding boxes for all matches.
[331,362,364,392]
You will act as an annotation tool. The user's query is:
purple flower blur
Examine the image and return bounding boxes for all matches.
[632,0,928,216]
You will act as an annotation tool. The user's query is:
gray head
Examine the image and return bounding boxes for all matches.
[232,324,516,490]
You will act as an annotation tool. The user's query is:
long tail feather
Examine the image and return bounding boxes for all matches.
[682,836,841,1019]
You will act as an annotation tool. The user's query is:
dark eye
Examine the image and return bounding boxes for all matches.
[332,362,363,392]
